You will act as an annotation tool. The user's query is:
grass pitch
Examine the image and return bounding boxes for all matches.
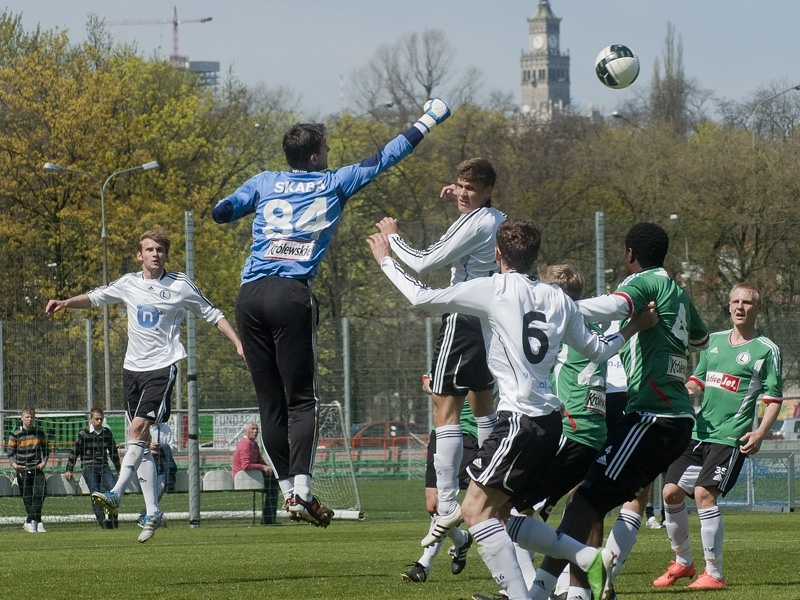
[1,479,798,599]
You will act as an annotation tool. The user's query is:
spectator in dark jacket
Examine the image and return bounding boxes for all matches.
[65,408,121,528]
[8,406,49,532]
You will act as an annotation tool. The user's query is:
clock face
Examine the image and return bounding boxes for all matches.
[548,35,558,48]
[532,35,544,50]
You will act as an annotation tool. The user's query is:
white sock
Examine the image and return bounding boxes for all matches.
[112,441,146,497]
[294,474,311,500]
[448,525,467,548]
[417,539,442,571]
[529,568,558,600]
[506,514,596,571]
[606,508,642,580]
[475,412,498,446]
[470,518,529,600]
[433,424,462,515]
[664,502,692,566]
[514,543,536,589]
[698,506,723,579]
[278,477,294,501]
[137,450,159,515]
[553,565,570,596]
[567,586,592,600]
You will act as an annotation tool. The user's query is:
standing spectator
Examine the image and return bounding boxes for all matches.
[233,421,280,525]
[45,227,243,543]
[65,408,121,529]
[8,406,49,533]
[212,99,451,527]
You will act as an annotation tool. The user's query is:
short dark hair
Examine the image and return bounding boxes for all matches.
[456,158,497,189]
[139,228,171,256]
[496,218,541,274]
[283,123,326,170]
[625,222,669,268]
[90,407,104,418]
[538,264,585,301]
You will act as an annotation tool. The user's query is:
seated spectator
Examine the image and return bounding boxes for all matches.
[233,421,279,525]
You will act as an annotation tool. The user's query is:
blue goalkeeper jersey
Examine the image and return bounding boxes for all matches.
[213,128,424,284]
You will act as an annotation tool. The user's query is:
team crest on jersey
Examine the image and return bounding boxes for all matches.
[666,354,688,380]
[736,351,751,365]
[265,238,316,261]
[137,304,161,328]
[160,289,171,300]
[706,371,740,393]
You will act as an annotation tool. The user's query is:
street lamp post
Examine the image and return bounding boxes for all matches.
[669,213,692,294]
[748,84,800,151]
[43,160,159,410]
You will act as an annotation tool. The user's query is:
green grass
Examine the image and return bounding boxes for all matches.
[1,479,798,599]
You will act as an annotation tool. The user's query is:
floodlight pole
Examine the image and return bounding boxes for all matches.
[43,160,159,410]
[748,85,800,151]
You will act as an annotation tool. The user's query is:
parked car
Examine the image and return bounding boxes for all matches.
[318,421,429,449]
[765,418,800,440]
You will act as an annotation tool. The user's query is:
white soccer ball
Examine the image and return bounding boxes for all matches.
[594,44,640,89]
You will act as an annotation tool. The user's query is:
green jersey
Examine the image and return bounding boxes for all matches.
[460,399,478,439]
[615,267,709,416]
[551,322,608,451]
[690,330,783,446]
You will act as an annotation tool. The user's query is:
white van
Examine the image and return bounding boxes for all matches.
[766,418,800,440]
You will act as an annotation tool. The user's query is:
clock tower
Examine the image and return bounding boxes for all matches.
[521,1,570,118]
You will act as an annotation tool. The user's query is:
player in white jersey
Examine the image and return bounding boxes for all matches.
[45,228,243,542]
[377,157,506,546]
[367,218,658,600]
[213,100,451,527]
[653,283,782,590]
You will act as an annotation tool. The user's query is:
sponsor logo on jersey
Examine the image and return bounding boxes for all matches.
[160,289,171,300]
[584,388,607,415]
[710,347,719,353]
[736,351,751,365]
[666,354,688,380]
[265,239,316,261]
[706,371,740,393]
[137,304,161,328]
[273,181,326,194]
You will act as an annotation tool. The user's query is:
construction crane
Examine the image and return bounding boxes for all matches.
[106,6,212,66]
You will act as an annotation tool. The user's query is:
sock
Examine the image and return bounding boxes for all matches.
[698,506,723,579]
[137,449,159,515]
[529,569,558,600]
[514,543,536,589]
[554,565,570,597]
[606,508,642,580]
[294,474,311,500]
[112,441,146,497]
[433,424,462,515]
[506,514,596,571]
[278,477,294,501]
[475,413,498,446]
[664,502,692,566]
[417,539,442,571]
[448,525,467,548]
[567,586,592,600]
[470,518,529,600]
[645,503,655,519]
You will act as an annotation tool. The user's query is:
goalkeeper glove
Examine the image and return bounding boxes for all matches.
[415,98,451,135]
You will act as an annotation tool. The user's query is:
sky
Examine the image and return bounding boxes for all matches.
[5,1,800,118]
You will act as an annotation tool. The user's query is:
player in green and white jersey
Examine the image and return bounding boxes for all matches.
[653,282,782,590]
[526,222,709,600]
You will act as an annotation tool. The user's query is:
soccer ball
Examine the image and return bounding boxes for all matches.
[594,44,639,89]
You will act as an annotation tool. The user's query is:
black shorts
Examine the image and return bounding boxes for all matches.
[577,412,694,515]
[430,313,494,396]
[467,410,561,508]
[531,436,599,516]
[122,364,177,424]
[425,429,480,490]
[665,439,746,497]
[605,391,627,432]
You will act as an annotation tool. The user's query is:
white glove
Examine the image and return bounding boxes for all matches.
[415,98,451,135]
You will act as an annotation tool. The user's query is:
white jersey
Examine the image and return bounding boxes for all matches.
[380,258,625,416]
[388,206,506,284]
[88,271,225,372]
[603,321,628,393]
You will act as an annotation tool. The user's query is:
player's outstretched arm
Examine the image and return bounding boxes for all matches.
[414,98,451,136]
[367,233,393,264]
[45,294,92,314]
[376,217,399,236]
[216,317,245,361]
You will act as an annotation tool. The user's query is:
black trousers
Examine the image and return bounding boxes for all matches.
[236,276,320,480]
[18,469,46,522]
